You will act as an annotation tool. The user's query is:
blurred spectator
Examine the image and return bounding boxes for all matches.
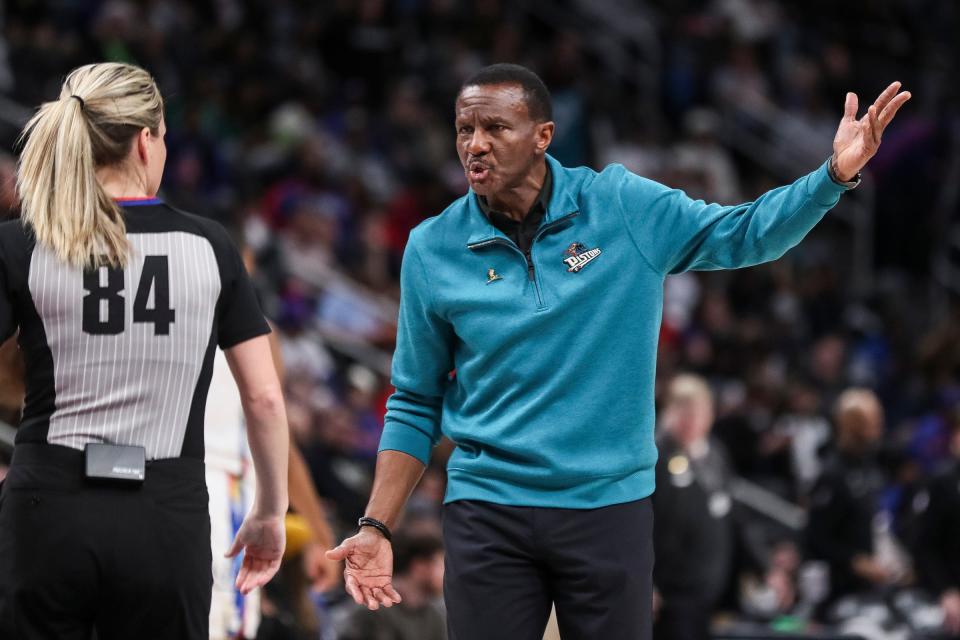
[915,409,960,637]
[654,374,736,640]
[670,108,742,203]
[712,44,772,116]
[344,364,386,459]
[806,389,911,603]
[739,538,802,621]
[335,532,446,640]
[768,380,832,499]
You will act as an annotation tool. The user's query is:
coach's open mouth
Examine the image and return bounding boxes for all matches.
[468,161,490,182]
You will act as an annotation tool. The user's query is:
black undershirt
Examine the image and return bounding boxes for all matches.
[476,166,552,255]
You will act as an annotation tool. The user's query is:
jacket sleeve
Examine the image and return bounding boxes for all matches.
[615,159,848,275]
[377,232,454,465]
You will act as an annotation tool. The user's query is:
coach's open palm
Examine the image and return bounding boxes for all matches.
[226,513,286,595]
[326,528,402,610]
[832,81,911,181]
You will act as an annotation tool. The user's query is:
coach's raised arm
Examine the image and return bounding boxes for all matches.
[617,81,910,273]
[329,63,910,640]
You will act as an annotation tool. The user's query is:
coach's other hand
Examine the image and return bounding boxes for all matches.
[226,512,286,595]
[327,528,402,610]
[831,81,911,181]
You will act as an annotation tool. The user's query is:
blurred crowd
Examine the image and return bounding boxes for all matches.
[1,1,959,639]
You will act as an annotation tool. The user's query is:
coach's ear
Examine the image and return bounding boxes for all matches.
[535,121,555,154]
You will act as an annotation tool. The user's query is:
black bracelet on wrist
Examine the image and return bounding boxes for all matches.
[358,516,392,541]
[827,154,862,189]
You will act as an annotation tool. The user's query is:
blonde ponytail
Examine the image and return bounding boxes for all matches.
[16,63,164,269]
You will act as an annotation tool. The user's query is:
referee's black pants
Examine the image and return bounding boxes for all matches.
[0,444,212,640]
[442,497,653,640]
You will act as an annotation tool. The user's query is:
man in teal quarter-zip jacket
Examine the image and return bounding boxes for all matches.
[328,63,911,640]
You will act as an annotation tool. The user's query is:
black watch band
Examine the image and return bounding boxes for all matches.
[358,516,392,541]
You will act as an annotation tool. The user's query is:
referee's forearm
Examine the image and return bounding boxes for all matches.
[364,450,427,530]
[243,390,290,517]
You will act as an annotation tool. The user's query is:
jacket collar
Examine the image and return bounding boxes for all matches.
[466,154,580,246]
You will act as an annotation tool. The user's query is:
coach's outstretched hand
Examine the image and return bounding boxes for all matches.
[226,512,286,595]
[831,81,911,181]
[327,528,402,610]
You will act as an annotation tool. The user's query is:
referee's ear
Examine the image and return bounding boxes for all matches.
[534,121,555,155]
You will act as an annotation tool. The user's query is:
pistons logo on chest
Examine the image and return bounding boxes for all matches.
[562,242,602,273]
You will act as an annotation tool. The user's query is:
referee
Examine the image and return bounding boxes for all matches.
[329,63,910,639]
[0,62,288,638]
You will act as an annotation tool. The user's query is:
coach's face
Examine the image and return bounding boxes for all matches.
[455,83,554,198]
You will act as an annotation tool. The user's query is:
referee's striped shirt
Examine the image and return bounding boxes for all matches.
[0,199,270,460]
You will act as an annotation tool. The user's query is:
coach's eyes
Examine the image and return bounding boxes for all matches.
[458,126,473,135]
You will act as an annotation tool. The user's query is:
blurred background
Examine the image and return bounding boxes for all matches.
[1,1,959,639]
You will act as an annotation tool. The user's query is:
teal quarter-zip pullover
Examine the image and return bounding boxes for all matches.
[379,154,848,508]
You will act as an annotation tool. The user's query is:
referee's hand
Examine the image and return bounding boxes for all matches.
[326,528,402,610]
[226,513,286,595]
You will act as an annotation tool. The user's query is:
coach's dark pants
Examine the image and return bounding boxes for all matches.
[0,444,212,640]
[442,497,653,640]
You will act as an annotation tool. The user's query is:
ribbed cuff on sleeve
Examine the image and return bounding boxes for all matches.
[377,421,434,465]
[808,159,850,206]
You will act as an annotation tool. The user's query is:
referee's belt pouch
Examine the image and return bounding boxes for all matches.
[84,443,146,485]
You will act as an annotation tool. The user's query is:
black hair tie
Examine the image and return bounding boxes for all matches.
[70,95,85,109]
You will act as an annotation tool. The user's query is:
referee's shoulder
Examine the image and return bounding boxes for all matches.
[156,203,233,247]
[0,219,34,282]
[0,217,32,249]
[0,216,26,235]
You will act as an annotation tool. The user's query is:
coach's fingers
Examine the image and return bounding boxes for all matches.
[344,574,365,606]
[326,542,350,561]
[382,583,402,604]
[871,81,901,114]
[879,91,911,129]
[371,586,395,608]
[867,105,881,147]
[843,92,858,121]
[362,585,380,611]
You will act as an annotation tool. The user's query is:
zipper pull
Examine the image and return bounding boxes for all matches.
[525,250,535,281]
